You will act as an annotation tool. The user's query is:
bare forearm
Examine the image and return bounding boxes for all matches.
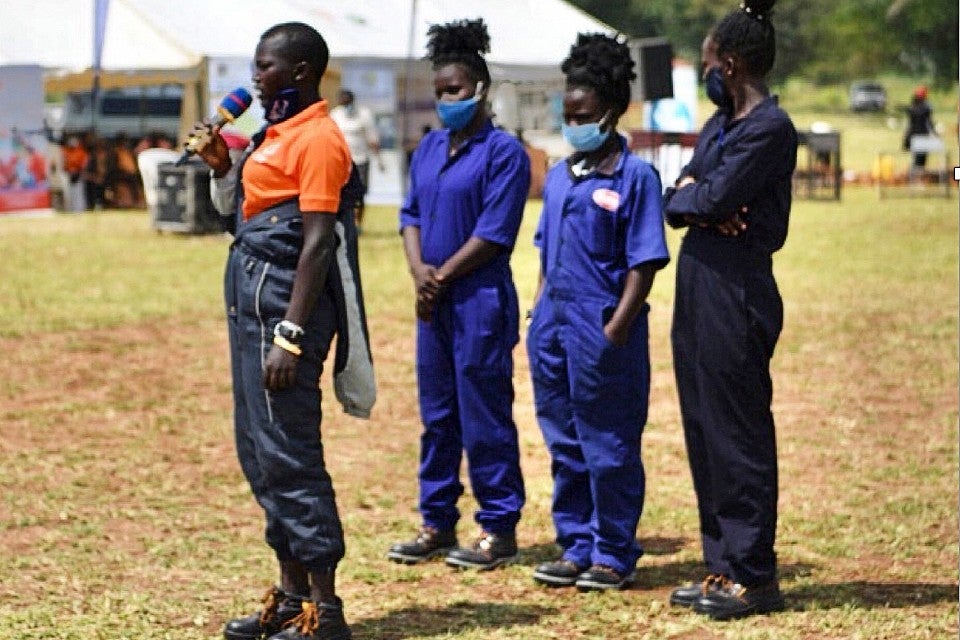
[401,226,426,271]
[532,270,545,308]
[437,237,503,283]
[285,216,336,326]
[605,265,656,342]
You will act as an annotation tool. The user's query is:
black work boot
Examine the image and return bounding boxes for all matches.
[574,564,636,591]
[532,559,587,587]
[693,578,785,620]
[268,597,352,640]
[445,531,519,570]
[670,574,724,608]
[387,526,458,564]
[223,586,305,640]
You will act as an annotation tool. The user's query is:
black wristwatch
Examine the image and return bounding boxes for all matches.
[274,320,305,344]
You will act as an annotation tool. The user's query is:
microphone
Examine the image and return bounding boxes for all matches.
[175,87,253,166]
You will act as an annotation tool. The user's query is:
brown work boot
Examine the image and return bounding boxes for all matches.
[387,526,458,564]
[445,531,519,570]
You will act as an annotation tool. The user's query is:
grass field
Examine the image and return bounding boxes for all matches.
[691,78,958,176]
[0,185,957,639]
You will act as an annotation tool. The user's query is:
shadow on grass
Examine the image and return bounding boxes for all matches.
[787,581,958,611]
[351,601,555,639]
[517,542,563,566]
[642,536,687,556]
[633,560,816,591]
[519,536,688,567]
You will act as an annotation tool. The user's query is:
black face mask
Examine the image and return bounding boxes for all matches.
[705,67,733,111]
[265,87,300,124]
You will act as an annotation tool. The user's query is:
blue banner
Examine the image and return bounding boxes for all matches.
[92,0,110,104]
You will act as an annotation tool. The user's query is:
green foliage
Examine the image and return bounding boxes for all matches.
[886,0,960,85]
[568,0,959,85]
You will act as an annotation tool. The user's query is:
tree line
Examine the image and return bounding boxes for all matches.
[568,0,958,87]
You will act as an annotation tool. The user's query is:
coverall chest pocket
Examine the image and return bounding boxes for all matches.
[578,186,621,259]
[582,201,619,259]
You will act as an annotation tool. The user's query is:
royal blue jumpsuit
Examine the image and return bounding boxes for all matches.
[527,136,669,576]
[399,120,530,535]
[663,96,797,587]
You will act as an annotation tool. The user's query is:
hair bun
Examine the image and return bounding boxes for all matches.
[741,0,775,18]
[426,18,491,61]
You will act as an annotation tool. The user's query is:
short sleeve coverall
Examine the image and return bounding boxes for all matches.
[399,120,531,535]
[527,136,669,576]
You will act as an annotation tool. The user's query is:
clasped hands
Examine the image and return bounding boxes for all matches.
[411,263,446,322]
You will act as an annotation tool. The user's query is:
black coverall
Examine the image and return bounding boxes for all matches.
[663,96,797,587]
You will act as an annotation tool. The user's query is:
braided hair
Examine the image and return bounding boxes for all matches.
[561,33,636,115]
[425,18,492,86]
[712,0,777,77]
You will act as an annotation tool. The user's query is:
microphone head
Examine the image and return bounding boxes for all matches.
[216,87,254,123]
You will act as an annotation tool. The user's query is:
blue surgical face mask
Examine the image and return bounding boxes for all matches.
[265,87,300,124]
[705,67,732,110]
[562,112,612,152]
[436,82,484,132]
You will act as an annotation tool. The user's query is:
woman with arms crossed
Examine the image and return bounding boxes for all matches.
[664,0,797,620]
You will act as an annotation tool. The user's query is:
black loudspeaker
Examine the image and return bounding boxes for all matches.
[153,161,223,233]
[633,38,674,101]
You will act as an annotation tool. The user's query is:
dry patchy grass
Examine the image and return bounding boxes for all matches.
[0,188,956,639]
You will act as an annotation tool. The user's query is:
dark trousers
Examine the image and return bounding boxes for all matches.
[671,236,782,587]
[225,242,344,571]
[415,276,525,534]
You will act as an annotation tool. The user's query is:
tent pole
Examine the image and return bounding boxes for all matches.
[91,0,111,136]
[398,0,417,197]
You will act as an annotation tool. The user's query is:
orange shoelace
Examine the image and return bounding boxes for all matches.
[258,585,282,626]
[705,575,748,600]
[285,601,320,636]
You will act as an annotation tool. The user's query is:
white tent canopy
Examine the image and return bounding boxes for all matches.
[2,0,615,204]
[1,0,613,71]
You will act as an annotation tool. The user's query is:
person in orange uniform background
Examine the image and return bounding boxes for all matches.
[62,136,88,211]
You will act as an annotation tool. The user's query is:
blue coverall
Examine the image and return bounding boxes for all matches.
[399,120,530,535]
[527,137,669,575]
[663,96,797,587]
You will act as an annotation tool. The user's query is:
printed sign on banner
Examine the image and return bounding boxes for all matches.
[0,65,50,213]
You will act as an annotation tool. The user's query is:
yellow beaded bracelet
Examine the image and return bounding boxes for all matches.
[272,334,303,356]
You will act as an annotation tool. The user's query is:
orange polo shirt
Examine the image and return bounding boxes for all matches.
[63,146,88,175]
[242,100,350,220]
